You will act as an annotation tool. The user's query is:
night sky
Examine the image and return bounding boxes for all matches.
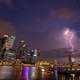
[0,0,80,51]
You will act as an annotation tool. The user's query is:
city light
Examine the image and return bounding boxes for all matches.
[41,68,45,72]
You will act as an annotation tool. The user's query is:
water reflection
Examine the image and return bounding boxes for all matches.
[0,66,80,80]
[21,66,54,80]
[41,67,45,80]
[21,66,36,80]
[0,66,14,80]
[30,67,36,79]
[0,66,53,80]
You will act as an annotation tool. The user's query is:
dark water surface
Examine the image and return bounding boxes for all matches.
[0,66,54,80]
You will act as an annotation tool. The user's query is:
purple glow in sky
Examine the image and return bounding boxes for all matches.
[0,0,80,51]
[64,28,74,50]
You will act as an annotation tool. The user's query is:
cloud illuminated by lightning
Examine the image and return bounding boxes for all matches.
[64,28,74,51]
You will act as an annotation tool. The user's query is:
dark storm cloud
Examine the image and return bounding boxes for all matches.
[14,7,80,50]
[0,0,13,8]
[49,8,76,20]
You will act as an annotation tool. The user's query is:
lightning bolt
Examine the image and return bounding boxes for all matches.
[69,32,74,52]
[64,28,74,51]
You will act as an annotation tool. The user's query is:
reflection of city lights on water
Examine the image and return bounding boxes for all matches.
[0,66,14,79]
[21,66,36,80]
[21,67,29,80]
[30,67,36,79]
[71,74,75,80]
[41,67,45,80]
